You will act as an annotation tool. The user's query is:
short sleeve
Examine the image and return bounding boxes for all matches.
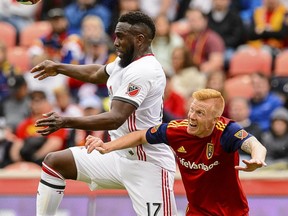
[146,123,169,145]
[220,122,252,152]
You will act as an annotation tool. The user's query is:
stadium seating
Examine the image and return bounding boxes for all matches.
[229,48,272,77]
[19,21,52,47]
[7,46,30,72]
[0,22,17,48]
[224,75,254,101]
[3,161,41,171]
[274,50,288,77]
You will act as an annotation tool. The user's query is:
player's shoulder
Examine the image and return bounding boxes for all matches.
[214,116,231,132]
[167,119,188,129]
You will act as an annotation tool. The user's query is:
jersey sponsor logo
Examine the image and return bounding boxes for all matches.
[151,125,160,133]
[215,121,226,131]
[178,157,220,171]
[126,83,141,97]
[234,129,248,140]
[206,143,214,159]
[177,146,187,153]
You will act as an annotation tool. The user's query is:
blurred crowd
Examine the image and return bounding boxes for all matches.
[0,0,288,170]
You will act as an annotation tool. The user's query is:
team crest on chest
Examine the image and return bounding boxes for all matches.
[127,83,141,97]
[234,129,248,140]
[206,143,214,159]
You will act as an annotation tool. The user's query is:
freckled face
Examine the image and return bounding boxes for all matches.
[187,99,217,137]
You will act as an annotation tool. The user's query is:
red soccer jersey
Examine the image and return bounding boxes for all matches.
[146,117,250,216]
[16,117,67,149]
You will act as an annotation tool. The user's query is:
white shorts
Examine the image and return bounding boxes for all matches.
[70,146,177,216]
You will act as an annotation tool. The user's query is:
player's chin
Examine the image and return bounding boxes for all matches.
[186,127,196,136]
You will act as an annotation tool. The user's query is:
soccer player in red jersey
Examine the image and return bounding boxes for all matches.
[86,88,267,216]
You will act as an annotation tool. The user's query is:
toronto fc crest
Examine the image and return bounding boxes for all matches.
[206,143,214,159]
[127,83,141,97]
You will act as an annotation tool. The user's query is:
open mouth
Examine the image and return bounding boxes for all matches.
[189,121,197,129]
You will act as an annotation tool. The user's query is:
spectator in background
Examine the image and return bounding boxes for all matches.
[10,90,67,166]
[53,87,83,147]
[0,117,14,168]
[74,95,107,146]
[247,0,288,58]
[152,14,184,76]
[189,0,213,14]
[261,107,288,169]
[182,8,225,73]
[108,0,140,36]
[29,8,73,63]
[2,75,30,133]
[78,36,116,98]
[0,0,41,41]
[0,41,21,102]
[205,70,229,117]
[229,97,263,142]
[139,0,178,21]
[24,53,68,104]
[64,0,111,35]
[65,15,116,100]
[234,0,262,27]
[249,72,284,132]
[208,0,246,69]
[53,87,83,117]
[228,96,263,166]
[163,75,186,122]
[170,46,206,100]
[40,0,75,20]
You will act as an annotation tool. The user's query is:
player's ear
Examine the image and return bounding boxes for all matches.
[136,34,145,45]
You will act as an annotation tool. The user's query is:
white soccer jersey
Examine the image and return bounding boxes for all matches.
[106,55,176,172]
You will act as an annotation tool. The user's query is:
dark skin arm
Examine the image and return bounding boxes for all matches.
[35,99,136,136]
[30,60,108,84]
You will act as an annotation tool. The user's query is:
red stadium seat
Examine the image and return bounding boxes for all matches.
[0,22,17,48]
[229,48,272,77]
[7,46,30,72]
[19,21,52,47]
[224,75,254,101]
[274,50,288,77]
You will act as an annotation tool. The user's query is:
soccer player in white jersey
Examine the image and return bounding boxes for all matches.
[30,11,177,216]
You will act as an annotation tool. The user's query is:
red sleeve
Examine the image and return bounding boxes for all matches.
[206,30,225,53]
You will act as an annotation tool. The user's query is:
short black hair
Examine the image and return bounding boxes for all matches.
[118,11,156,39]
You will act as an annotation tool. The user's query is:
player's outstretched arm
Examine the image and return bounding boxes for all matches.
[85,130,148,154]
[235,136,267,172]
[35,100,137,136]
[30,60,108,84]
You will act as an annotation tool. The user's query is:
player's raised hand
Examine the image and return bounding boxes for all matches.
[235,159,267,172]
[85,135,109,154]
[35,111,64,136]
[30,60,58,80]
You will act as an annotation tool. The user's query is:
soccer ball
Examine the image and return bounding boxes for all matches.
[16,0,41,5]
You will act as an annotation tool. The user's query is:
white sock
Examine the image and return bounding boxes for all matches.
[36,162,66,216]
